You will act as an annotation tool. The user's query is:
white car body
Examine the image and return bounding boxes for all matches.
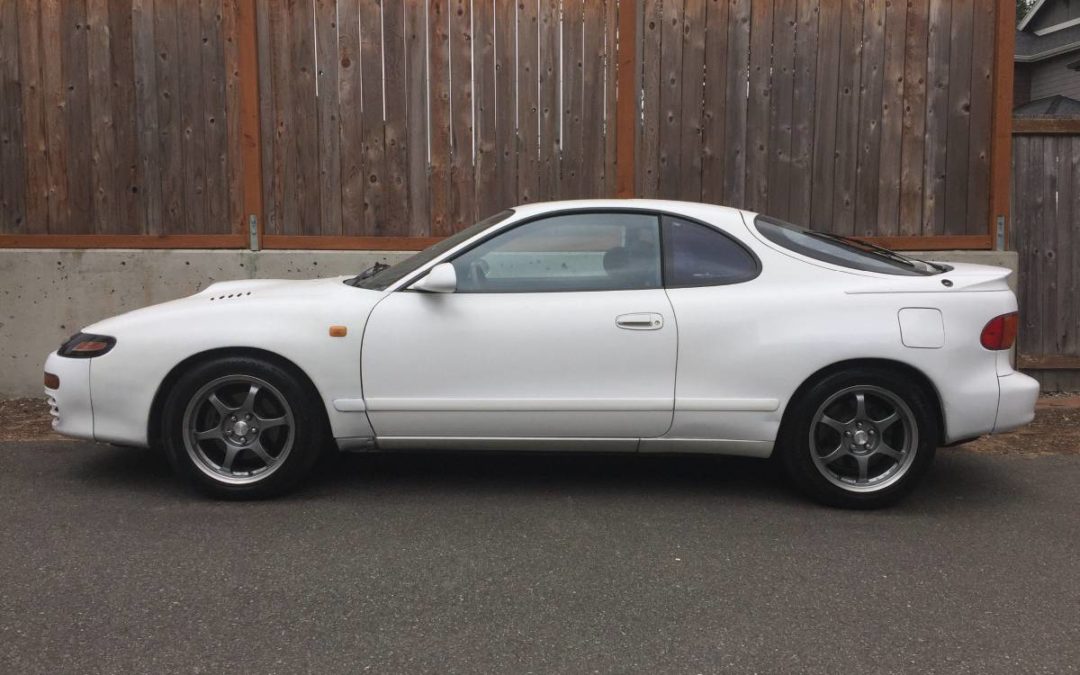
[44,200,1038,459]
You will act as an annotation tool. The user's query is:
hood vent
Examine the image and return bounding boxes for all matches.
[209,291,254,302]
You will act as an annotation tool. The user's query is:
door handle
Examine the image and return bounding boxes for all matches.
[616,313,664,330]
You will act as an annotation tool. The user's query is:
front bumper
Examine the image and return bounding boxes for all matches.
[993,371,1040,434]
[43,351,95,441]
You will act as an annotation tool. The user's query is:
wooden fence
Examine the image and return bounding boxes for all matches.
[1013,118,1080,382]
[0,0,1015,250]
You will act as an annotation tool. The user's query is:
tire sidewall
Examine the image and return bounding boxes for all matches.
[161,356,327,499]
[779,368,939,509]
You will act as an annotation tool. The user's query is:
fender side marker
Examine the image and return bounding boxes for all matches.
[329,325,348,338]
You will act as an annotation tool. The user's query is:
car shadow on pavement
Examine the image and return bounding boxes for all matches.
[67,442,1025,511]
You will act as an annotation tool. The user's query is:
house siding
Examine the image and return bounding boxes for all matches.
[1030,51,1080,100]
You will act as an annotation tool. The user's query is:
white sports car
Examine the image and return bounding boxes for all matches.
[43,200,1038,507]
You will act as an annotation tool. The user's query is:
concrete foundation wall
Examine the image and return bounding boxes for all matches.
[0,248,1018,397]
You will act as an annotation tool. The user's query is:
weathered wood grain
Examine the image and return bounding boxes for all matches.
[517,0,540,204]
[943,0,973,235]
[899,0,929,235]
[787,0,819,226]
[473,0,497,217]
[810,0,841,229]
[0,0,27,232]
[723,0,751,206]
[766,0,796,220]
[854,0,885,237]
[154,0,184,234]
[922,0,951,235]
[337,0,364,235]
[656,0,684,200]
[537,0,559,201]
[16,0,48,233]
[404,0,430,235]
[493,0,517,209]
[428,0,452,235]
[876,0,909,236]
[383,0,408,234]
[359,0,385,234]
[700,0,729,205]
[448,0,475,227]
[639,0,662,197]
[314,0,342,235]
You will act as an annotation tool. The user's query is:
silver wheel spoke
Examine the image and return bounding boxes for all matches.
[249,439,275,466]
[854,393,868,421]
[255,415,288,430]
[207,393,232,416]
[875,411,901,430]
[854,454,870,484]
[819,444,847,465]
[876,443,903,461]
[221,445,240,472]
[819,415,846,434]
[194,428,223,442]
[240,384,260,413]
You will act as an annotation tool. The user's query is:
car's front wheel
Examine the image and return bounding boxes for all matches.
[779,368,938,508]
[161,356,328,499]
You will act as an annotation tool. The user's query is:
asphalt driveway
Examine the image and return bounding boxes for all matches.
[1,442,1078,674]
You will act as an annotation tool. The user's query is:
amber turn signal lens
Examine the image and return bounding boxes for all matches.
[329,325,348,338]
[44,372,60,390]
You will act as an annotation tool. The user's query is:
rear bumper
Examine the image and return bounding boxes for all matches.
[993,372,1039,434]
[43,351,95,442]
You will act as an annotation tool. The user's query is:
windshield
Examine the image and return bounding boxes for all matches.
[753,215,943,276]
[346,210,515,290]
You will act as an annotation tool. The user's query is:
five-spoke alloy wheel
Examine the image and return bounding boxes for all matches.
[162,356,327,499]
[779,368,938,508]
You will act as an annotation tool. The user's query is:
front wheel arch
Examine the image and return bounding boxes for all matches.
[778,358,946,447]
[148,347,330,448]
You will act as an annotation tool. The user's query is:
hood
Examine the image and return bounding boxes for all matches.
[84,275,374,335]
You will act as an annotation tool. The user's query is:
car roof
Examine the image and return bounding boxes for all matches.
[507,199,753,223]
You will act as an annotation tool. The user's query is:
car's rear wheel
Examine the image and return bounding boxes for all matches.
[161,356,327,499]
[779,368,938,508]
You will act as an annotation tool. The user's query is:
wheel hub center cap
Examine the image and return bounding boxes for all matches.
[852,429,870,446]
[232,420,250,437]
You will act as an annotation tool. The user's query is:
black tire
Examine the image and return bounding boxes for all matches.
[161,355,328,499]
[778,367,938,509]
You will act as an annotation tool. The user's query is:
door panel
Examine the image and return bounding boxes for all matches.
[361,290,677,439]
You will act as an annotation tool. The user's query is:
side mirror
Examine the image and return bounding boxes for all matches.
[409,262,457,293]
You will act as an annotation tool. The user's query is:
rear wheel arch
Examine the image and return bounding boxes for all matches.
[148,347,330,447]
[779,358,946,445]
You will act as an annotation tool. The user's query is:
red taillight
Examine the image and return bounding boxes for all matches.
[980,312,1018,350]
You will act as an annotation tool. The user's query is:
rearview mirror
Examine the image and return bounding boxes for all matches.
[409,262,457,293]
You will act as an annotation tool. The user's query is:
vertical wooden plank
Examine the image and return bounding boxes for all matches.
[132,0,162,234]
[493,0,517,208]
[787,0,818,226]
[267,0,292,235]
[234,0,261,243]
[537,0,559,200]
[359,0,385,233]
[178,0,208,232]
[965,0,993,237]
[154,0,183,234]
[655,0,683,200]
[582,0,606,198]
[473,0,497,215]
[87,0,118,231]
[201,0,230,235]
[1040,139,1058,355]
[700,0,729,205]
[109,0,139,233]
[0,0,27,232]
[615,0,637,198]
[1067,136,1080,356]
[518,0,541,203]
[943,0,972,235]
[831,0,863,234]
[723,0,750,207]
[63,0,94,232]
[810,0,841,229]
[766,0,796,220]
[677,0,704,202]
[639,0,662,197]
[560,0,584,199]
[338,0,364,235]
[603,0,618,196]
[17,0,48,233]
[989,0,1015,245]
[222,0,245,237]
[898,0,928,235]
[449,0,475,227]
[854,0,885,237]
[745,0,774,213]
[314,0,341,235]
[404,0,430,235]
[1052,136,1071,353]
[429,0,453,234]
[921,0,951,235]
[383,0,409,232]
[876,0,908,236]
[290,0,319,234]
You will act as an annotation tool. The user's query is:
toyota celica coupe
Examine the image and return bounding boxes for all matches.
[43,200,1038,507]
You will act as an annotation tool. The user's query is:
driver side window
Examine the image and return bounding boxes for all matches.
[451,212,661,293]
